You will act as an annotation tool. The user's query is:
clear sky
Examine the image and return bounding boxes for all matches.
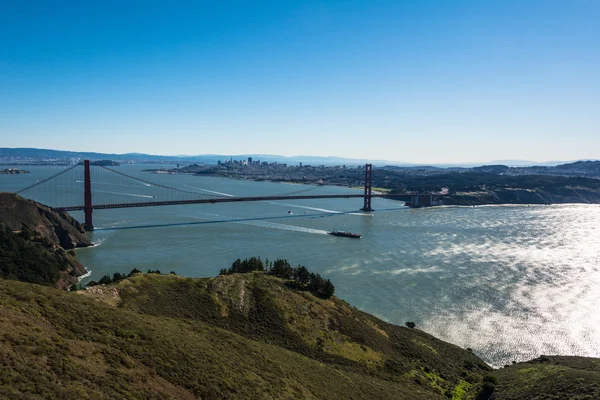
[1,0,598,163]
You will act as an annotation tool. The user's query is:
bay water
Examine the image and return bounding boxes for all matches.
[2,165,599,367]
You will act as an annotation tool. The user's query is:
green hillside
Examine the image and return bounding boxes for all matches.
[1,275,486,400]
[493,356,600,400]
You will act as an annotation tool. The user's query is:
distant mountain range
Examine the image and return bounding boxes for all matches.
[0,147,596,168]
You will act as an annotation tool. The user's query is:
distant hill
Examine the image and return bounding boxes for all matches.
[0,147,400,166]
[5,147,595,168]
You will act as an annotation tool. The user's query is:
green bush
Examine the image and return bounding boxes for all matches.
[0,224,64,286]
[483,374,498,385]
[220,257,335,299]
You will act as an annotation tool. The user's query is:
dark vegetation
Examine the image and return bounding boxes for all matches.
[0,224,73,286]
[0,193,89,288]
[0,192,91,250]
[219,256,335,299]
[86,268,141,287]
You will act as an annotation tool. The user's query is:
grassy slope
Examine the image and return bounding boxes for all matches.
[494,356,600,400]
[1,278,439,400]
[85,272,491,398]
[4,274,600,399]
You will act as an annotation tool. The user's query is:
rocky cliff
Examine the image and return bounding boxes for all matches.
[0,192,90,288]
[0,192,91,249]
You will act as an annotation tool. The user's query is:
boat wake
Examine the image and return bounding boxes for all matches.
[198,212,328,235]
[272,202,370,216]
[182,184,235,197]
[235,219,329,235]
[93,189,155,199]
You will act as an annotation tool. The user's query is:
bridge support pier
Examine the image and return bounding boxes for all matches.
[361,163,373,212]
[83,160,94,231]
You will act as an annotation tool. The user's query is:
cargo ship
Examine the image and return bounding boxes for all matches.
[327,230,361,239]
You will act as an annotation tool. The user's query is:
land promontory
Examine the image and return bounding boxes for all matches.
[0,192,91,288]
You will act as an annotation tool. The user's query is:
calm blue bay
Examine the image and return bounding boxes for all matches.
[2,165,599,367]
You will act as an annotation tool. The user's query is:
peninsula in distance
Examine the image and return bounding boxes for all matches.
[3,147,600,206]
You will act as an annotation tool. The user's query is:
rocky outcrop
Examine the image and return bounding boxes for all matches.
[0,192,91,288]
[0,192,91,249]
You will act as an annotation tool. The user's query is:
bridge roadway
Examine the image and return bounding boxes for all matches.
[56,193,420,212]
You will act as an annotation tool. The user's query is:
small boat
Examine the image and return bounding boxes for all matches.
[328,230,361,239]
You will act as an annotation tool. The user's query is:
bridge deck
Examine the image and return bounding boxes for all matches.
[56,193,420,211]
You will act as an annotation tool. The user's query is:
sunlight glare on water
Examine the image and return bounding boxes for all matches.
[2,166,600,367]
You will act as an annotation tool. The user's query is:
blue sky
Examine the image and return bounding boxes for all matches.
[1,0,598,163]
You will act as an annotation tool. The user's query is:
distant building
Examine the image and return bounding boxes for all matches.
[248,157,252,164]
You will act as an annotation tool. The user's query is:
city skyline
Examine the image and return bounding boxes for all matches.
[1,1,599,163]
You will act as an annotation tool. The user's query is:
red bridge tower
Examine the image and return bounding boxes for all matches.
[83,160,94,231]
[361,163,373,212]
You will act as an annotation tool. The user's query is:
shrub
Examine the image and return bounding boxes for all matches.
[476,382,495,400]
[221,257,336,299]
[483,374,498,385]
[405,321,416,329]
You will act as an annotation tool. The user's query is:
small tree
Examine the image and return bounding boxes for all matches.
[308,273,324,293]
[321,279,335,299]
[230,259,243,273]
[112,272,126,282]
[271,259,293,279]
[405,321,416,329]
[294,266,310,286]
[98,274,112,285]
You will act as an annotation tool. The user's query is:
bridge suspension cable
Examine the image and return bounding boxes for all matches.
[16,164,79,195]
[99,166,226,197]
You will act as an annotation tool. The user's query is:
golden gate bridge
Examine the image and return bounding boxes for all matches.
[16,161,441,231]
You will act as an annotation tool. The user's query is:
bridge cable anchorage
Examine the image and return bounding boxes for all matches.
[99,166,231,197]
[15,164,79,195]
